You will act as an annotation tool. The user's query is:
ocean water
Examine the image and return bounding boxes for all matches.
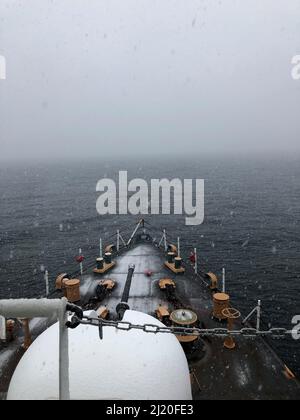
[0,156,299,375]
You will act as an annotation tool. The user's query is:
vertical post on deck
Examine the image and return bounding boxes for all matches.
[45,270,49,297]
[117,230,120,252]
[194,248,198,274]
[99,238,103,258]
[0,315,6,341]
[58,298,70,401]
[163,229,167,252]
[177,237,181,258]
[256,300,261,331]
[79,248,83,275]
[0,299,70,400]
[222,268,226,293]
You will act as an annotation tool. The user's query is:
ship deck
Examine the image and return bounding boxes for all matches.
[1,236,300,400]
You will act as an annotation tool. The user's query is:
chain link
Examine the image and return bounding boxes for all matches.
[73,316,293,339]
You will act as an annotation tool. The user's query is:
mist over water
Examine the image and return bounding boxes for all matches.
[1,0,300,162]
[0,155,299,374]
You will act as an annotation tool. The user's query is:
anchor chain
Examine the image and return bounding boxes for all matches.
[66,315,293,341]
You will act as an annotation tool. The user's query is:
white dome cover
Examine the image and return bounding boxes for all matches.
[8,310,192,400]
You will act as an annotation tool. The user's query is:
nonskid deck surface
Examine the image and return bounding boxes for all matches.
[80,244,210,316]
[80,242,300,400]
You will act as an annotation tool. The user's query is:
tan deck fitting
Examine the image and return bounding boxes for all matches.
[283,365,296,380]
[100,279,115,290]
[207,272,218,290]
[177,335,199,343]
[19,318,32,350]
[105,244,114,253]
[64,279,81,303]
[97,306,109,320]
[213,293,230,320]
[222,307,241,350]
[159,278,176,290]
[164,261,185,274]
[156,305,170,320]
[168,244,178,254]
[55,273,69,290]
[6,319,15,332]
[93,262,116,274]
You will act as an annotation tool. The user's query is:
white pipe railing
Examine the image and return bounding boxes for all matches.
[163,229,167,252]
[194,248,198,274]
[242,300,262,331]
[44,270,49,297]
[158,232,164,247]
[100,238,103,258]
[222,268,226,293]
[79,248,83,275]
[0,298,70,400]
[117,230,120,252]
[256,300,262,331]
[0,315,6,341]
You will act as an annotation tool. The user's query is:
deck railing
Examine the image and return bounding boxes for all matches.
[0,298,70,400]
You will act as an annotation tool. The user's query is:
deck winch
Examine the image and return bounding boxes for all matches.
[170,309,199,344]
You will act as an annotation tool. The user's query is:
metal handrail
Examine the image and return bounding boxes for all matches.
[0,298,70,400]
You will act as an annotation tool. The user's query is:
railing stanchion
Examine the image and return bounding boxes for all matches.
[99,238,103,258]
[0,298,70,400]
[194,248,198,274]
[58,299,70,400]
[222,268,226,293]
[45,270,49,297]
[257,300,261,331]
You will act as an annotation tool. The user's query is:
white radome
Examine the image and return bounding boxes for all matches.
[7,310,192,400]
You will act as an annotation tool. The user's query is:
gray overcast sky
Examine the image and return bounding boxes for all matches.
[0,0,300,162]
